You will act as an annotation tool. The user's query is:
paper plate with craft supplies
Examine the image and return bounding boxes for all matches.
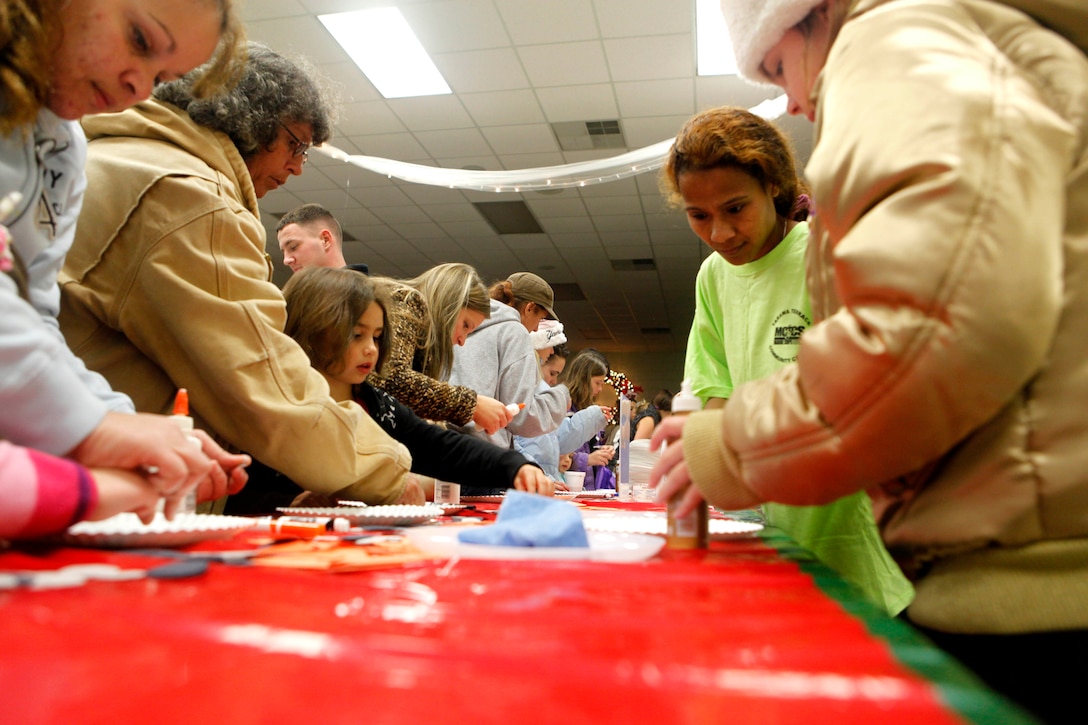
[277,505,444,526]
[59,513,257,549]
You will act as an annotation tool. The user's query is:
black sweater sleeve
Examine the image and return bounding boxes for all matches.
[357,383,536,490]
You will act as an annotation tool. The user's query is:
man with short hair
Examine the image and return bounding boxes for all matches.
[276,203,368,274]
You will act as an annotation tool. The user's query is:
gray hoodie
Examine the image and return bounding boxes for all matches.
[448,299,569,448]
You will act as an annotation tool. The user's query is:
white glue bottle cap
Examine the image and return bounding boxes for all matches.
[671,379,702,415]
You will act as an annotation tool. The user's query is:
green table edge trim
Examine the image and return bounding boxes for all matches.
[756,527,1041,725]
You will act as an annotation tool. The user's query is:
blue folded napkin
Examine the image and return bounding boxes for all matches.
[458,491,590,548]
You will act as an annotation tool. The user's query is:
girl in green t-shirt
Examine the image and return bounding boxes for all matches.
[661,106,912,616]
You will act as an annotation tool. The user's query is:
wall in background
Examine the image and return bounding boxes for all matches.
[590,349,686,407]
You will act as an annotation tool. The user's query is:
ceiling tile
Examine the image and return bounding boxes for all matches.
[583,196,642,215]
[496,0,600,45]
[246,16,345,64]
[461,90,546,127]
[535,84,619,122]
[604,35,693,82]
[335,101,407,137]
[388,96,475,131]
[481,124,559,155]
[550,232,603,248]
[593,0,692,37]
[542,216,598,234]
[614,79,694,118]
[349,132,431,160]
[404,0,511,53]
[518,42,610,87]
[434,49,530,93]
[621,115,692,147]
[414,128,492,157]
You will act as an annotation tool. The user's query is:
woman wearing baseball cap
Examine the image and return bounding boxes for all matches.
[449,272,569,450]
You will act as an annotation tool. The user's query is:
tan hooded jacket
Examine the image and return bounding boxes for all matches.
[59,100,410,504]
[684,0,1088,632]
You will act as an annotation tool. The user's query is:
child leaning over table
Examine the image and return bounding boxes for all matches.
[282,267,554,501]
[560,349,616,491]
[514,320,611,483]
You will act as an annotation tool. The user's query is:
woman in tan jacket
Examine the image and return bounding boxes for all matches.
[652,0,1088,720]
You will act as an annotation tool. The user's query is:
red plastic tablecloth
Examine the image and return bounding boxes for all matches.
[0,502,1032,725]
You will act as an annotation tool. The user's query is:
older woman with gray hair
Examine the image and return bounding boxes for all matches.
[58,42,424,510]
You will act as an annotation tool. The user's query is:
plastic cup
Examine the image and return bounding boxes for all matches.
[563,471,586,492]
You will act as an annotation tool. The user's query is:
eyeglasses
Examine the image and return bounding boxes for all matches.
[278,120,311,161]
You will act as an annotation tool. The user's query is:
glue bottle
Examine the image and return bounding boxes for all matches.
[171,389,202,514]
[666,380,708,549]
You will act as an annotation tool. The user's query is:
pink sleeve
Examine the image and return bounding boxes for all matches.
[0,441,97,539]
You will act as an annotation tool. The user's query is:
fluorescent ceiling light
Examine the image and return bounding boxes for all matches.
[318,8,451,99]
[695,0,738,76]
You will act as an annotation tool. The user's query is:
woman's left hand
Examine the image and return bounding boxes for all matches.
[513,465,555,496]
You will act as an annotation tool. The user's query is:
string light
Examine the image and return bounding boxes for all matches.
[607,370,640,400]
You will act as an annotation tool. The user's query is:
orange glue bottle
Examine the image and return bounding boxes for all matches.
[171,389,202,514]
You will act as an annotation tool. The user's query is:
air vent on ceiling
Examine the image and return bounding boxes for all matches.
[472,201,544,235]
[551,119,626,151]
[610,258,657,271]
[640,327,671,335]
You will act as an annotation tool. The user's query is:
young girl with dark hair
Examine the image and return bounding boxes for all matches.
[283,267,553,500]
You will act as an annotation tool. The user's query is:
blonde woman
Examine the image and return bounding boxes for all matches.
[369,263,514,433]
[1,0,248,518]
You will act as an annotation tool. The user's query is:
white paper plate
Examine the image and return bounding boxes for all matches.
[580,510,763,537]
[404,525,665,563]
[61,513,256,549]
[277,505,443,526]
[569,490,615,499]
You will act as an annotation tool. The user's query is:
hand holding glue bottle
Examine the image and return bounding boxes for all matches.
[467,402,524,432]
[148,390,251,519]
[663,381,709,549]
[165,389,202,516]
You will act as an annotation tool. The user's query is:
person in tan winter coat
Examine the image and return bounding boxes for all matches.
[59,43,422,508]
[651,0,1088,721]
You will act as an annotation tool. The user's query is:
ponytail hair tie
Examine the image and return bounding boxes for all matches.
[790,193,812,221]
